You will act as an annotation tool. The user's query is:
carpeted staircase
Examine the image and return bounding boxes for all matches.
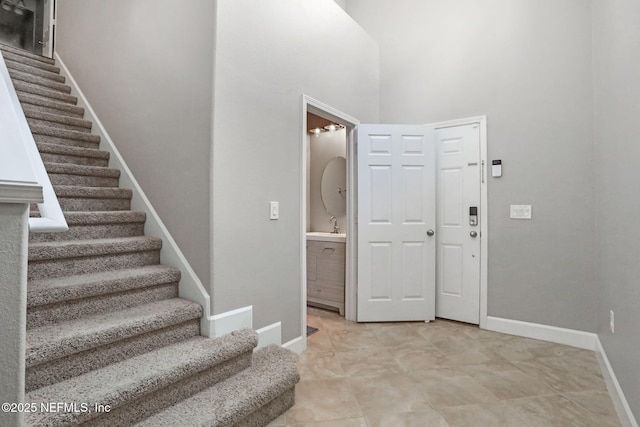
[1,43,298,427]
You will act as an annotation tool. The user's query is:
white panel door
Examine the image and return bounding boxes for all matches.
[357,125,436,322]
[436,123,481,324]
[41,0,55,58]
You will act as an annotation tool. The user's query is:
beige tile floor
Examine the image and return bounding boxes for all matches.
[268,307,622,427]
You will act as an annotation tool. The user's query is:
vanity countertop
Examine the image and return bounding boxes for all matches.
[306,232,346,243]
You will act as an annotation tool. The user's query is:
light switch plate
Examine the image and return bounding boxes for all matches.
[510,204,532,219]
[270,201,279,220]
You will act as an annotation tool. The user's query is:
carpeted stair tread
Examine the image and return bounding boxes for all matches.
[31,124,100,143]
[0,42,56,65]
[14,80,77,103]
[28,236,161,261]
[24,106,92,130]
[8,68,71,93]
[27,265,180,309]
[37,142,110,163]
[29,210,146,242]
[45,163,119,187]
[18,91,84,116]
[25,330,258,426]
[0,49,60,73]
[135,345,299,427]
[63,210,146,225]
[3,57,65,83]
[44,162,120,179]
[52,184,132,199]
[26,298,203,368]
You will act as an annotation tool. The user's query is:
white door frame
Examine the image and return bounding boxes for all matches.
[429,116,488,328]
[300,95,359,349]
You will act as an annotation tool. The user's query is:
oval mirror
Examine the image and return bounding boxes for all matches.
[321,156,347,216]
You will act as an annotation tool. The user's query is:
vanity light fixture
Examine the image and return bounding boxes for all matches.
[310,127,326,138]
[324,123,345,133]
[1,0,26,14]
[13,0,25,15]
[308,123,344,138]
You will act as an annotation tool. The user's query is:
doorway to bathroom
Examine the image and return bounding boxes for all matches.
[301,96,359,342]
[0,0,55,57]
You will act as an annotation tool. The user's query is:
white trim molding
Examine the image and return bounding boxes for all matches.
[0,50,66,232]
[596,338,639,427]
[282,336,305,355]
[486,316,598,350]
[209,306,253,339]
[256,322,282,350]
[301,94,360,343]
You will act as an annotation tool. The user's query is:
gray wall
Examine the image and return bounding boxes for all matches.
[593,0,640,419]
[212,0,379,341]
[55,0,214,290]
[345,0,597,332]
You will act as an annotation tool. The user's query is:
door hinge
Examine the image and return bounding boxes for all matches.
[481,160,485,184]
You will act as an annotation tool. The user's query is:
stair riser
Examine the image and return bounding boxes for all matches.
[2,51,60,73]
[58,197,131,212]
[5,59,65,83]
[27,249,159,280]
[29,222,145,242]
[39,152,109,167]
[9,70,71,93]
[15,85,77,104]
[28,282,178,328]
[26,319,200,392]
[240,388,296,427]
[34,134,100,149]
[79,353,254,427]
[48,173,119,187]
[28,118,91,133]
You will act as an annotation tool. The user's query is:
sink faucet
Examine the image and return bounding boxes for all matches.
[329,216,340,234]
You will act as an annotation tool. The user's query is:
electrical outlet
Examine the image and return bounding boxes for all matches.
[610,310,615,334]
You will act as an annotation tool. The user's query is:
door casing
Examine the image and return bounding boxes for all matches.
[300,95,359,351]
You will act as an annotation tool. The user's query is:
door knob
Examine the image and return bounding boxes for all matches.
[426,229,435,236]
[470,231,478,238]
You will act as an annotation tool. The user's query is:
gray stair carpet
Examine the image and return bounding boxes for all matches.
[1,43,298,427]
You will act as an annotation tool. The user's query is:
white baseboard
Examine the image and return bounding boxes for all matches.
[209,306,253,339]
[282,336,305,355]
[256,322,282,350]
[596,337,639,427]
[485,316,598,350]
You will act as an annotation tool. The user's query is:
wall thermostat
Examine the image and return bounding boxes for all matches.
[492,160,502,177]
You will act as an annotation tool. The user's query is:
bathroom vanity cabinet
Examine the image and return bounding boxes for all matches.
[306,233,346,315]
